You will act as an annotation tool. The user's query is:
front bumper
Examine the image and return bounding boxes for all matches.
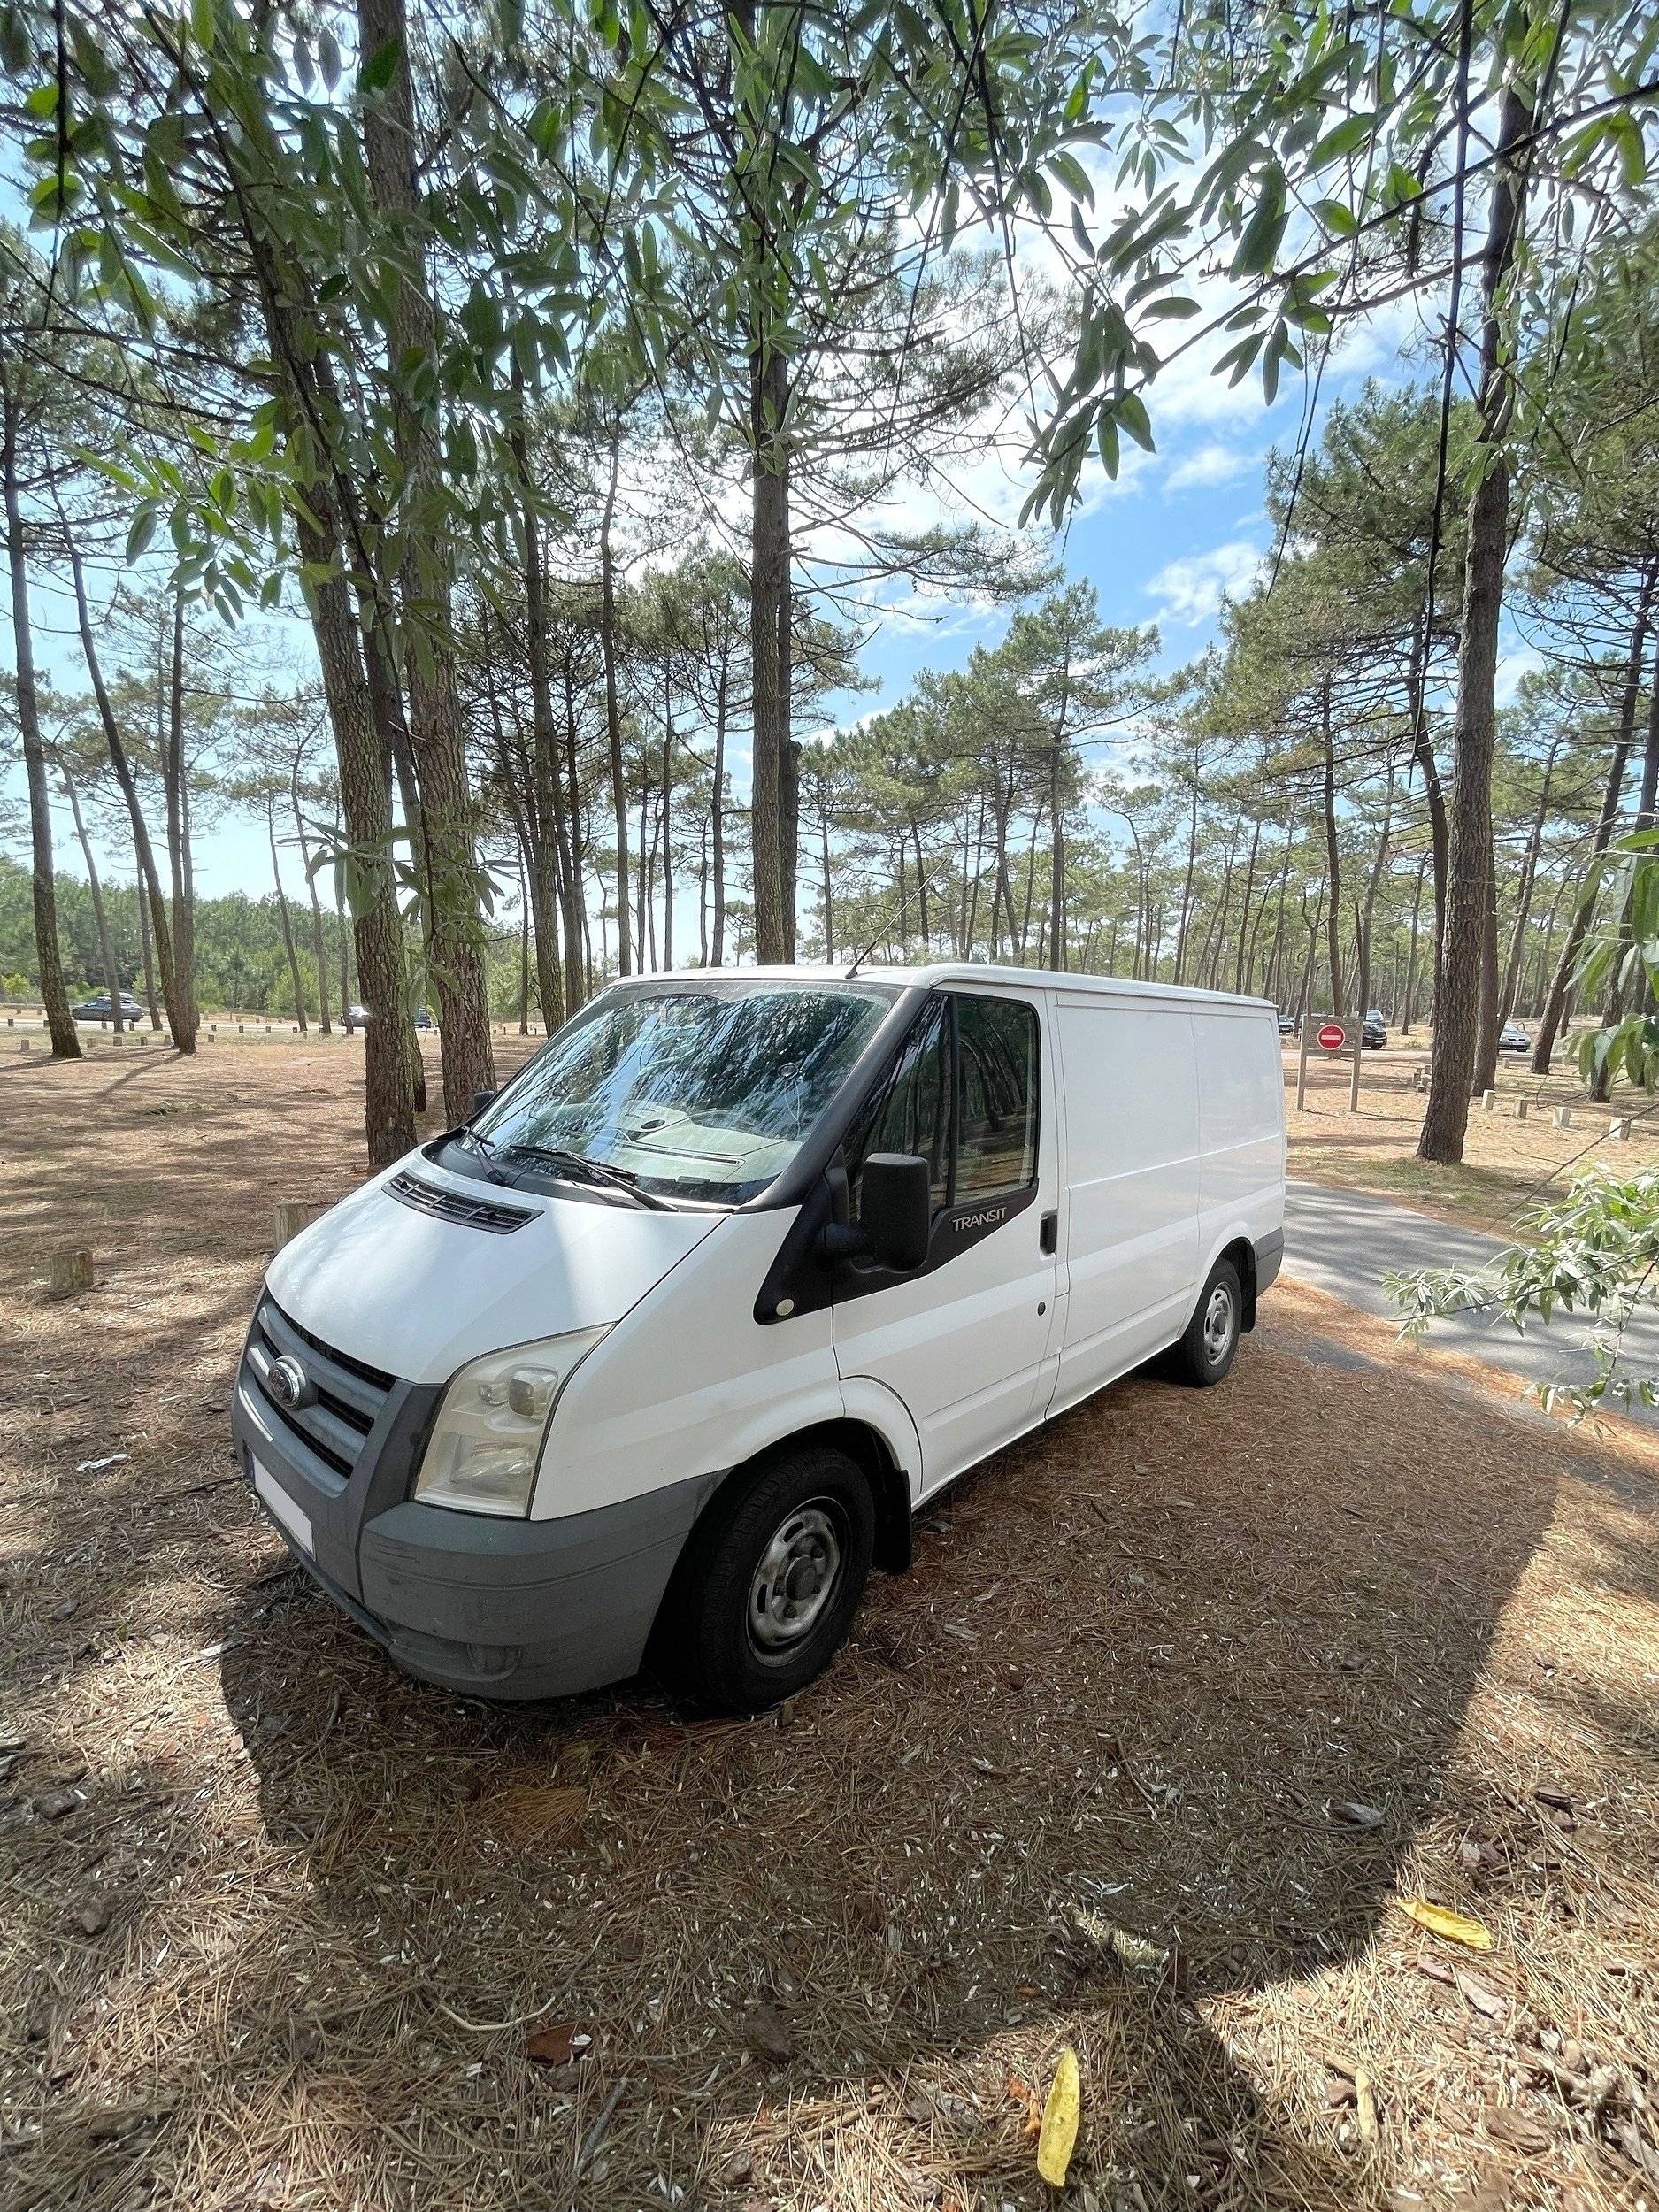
[231,1299,710,1700]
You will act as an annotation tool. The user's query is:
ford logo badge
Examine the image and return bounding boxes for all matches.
[267,1355,313,1411]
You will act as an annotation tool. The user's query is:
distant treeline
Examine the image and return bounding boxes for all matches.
[0,858,531,1021]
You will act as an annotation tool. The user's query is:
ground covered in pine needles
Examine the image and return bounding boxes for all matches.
[3,1041,1657,2212]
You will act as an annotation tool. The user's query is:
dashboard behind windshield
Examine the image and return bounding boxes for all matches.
[464,979,900,1205]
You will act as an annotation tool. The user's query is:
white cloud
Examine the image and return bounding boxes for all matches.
[1146,539,1264,627]
[1495,644,1544,706]
[1165,441,1256,492]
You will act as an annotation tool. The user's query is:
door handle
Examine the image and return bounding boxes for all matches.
[1040,1209,1058,1255]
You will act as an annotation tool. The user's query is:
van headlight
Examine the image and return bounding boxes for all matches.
[412,1328,610,1517]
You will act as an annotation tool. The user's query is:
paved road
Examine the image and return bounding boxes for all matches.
[1284,1178,1659,1425]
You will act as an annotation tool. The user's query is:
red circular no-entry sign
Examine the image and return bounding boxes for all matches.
[1317,1021,1347,1052]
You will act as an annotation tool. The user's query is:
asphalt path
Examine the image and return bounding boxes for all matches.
[1284,1176,1659,1426]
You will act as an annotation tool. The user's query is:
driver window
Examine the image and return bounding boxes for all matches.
[857,998,952,1212]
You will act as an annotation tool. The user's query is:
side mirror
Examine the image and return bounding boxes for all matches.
[859,1153,933,1271]
[472,1089,498,1118]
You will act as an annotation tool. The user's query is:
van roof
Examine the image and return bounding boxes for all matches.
[664,963,1276,1012]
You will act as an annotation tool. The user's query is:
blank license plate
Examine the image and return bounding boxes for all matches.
[252,1459,314,1556]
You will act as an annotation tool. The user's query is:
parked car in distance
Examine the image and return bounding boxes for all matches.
[1276,1009,1297,1035]
[72,992,143,1022]
[1362,1010,1388,1049]
[343,1002,434,1033]
[234,964,1287,1716]
[1499,1022,1530,1054]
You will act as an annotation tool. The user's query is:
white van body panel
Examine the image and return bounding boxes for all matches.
[1048,994,1202,1415]
[267,1158,717,1386]
[1193,1007,1288,1271]
[534,1210,841,1519]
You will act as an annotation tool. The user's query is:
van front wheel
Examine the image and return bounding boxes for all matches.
[1167,1256,1242,1387]
[653,1446,875,1714]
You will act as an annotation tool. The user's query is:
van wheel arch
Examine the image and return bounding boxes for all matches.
[683,1420,913,1578]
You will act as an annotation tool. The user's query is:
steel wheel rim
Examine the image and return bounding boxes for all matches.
[1202,1283,1234,1364]
[748,1501,845,1652]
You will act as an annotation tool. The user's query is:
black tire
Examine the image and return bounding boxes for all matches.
[1164,1256,1243,1387]
[652,1445,875,1714]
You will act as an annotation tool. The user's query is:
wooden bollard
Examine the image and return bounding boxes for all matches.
[273,1200,324,1250]
[19,1037,30,1052]
[46,1248,95,1301]
[1610,1117,1631,1141]
[1555,1105,1572,1131]
[1516,1097,1528,1120]
[1481,1088,1495,1110]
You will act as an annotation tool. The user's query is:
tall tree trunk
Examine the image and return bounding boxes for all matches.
[1321,686,1345,1014]
[136,869,160,1030]
[1402,850,1429,1033]
[161,596,199,1048]
[62,530,189,1050]
[660,677,676,972]
[1420,81,1532,1163]
[510,393,578,1020]
[1498,740,1558,1025]
[1405,616,1450,1013]
[1048,712,1066,972]
[1531,570,1655,1072]
[2,357,79,1057]
[61,766,120,1029]
[749,341,790,963]
[1173,774,1200,984]
[1233,817,1263,994]
[599,415,632,977]
[292,493,417,1163]
[290,749,333,1034]
[356,0,494,1118]
[268,796,309,1030]
[711,667,728,965]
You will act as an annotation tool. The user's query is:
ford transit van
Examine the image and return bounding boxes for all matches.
[232,966,1286,1711]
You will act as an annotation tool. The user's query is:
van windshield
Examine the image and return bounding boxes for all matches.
[465,979,899,1205]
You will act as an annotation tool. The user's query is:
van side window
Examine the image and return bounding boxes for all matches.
[953,994,1039,1200]
[859,998,952,1212]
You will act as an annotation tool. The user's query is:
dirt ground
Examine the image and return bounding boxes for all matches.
[1285,1037,1659,1230]
[3,1041,1658,2212]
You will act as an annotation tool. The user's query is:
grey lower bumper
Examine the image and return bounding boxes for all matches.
[232,1329,714,1700]
[1255,1227,1284,1298]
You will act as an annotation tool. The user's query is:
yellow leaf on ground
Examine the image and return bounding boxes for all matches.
[1398,1896,1493,1950]
[1036,2046,1080,2188]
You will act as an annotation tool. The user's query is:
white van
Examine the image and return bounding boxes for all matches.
[233,966,1285,1711]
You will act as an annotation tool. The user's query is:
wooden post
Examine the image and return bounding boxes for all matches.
[19,1038,30,1052]
[1348,1022,1362,1114]
[273,1200,324,1250]
[1610,1117,1631,1141]
[1481,1088,1495,1110]
[1295,1014,1311,1112]
[1555,1105,1572,1131]
[1516,1097,1529,1120]
[45,1249,95,1301]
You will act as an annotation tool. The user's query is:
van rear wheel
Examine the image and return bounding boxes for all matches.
[653,1445,875,1714]
[1166,1256,1242,1387]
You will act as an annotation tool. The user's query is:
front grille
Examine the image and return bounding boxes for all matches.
[245,1297,393,1481]
[385,1170,536,1235]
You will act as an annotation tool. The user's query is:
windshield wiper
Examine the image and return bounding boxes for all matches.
[456,1126,511,1184]
[502,1143,669,1210]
